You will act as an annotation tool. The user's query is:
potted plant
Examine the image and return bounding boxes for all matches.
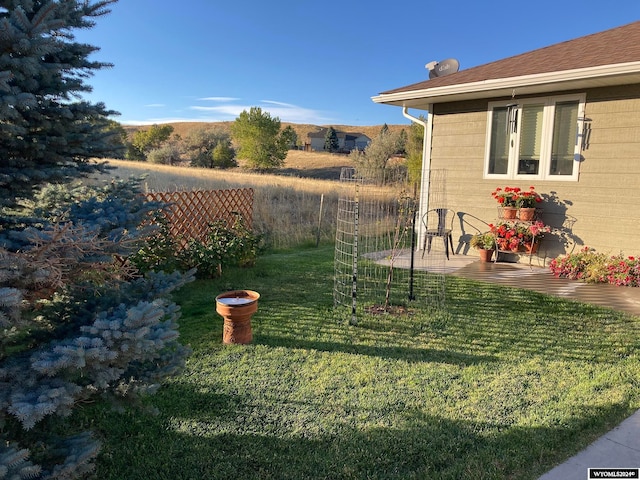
[522,221,551,253]
[490,220,550,254]
[491,186,520,219]
[490,221,519,251]
[470,231,496,262]
[515,186,543,221]
[492,186,544,220]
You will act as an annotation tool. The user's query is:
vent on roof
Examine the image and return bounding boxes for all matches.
[425,58,460,79]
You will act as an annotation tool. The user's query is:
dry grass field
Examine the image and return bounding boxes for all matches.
[104,116,412,249]
[101,150,404,250]
[101,151,360,249]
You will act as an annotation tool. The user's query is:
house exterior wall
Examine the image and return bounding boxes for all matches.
[354,135,370,150]
[309,136,327,151]
[425,84,640,265]
[308,130,371,152]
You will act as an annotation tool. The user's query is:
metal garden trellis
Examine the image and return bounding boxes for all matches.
[333,168,447,325]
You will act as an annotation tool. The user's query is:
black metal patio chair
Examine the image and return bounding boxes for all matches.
[421,208,455,260]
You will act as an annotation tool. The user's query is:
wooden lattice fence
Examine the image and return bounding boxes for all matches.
[145,189,254,244]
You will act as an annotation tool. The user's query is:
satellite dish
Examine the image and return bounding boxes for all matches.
[427,58,460,79]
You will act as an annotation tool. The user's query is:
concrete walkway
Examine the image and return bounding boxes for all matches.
[538,410,640,480]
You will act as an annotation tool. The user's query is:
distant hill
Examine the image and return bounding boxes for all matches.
[122,121,409,145]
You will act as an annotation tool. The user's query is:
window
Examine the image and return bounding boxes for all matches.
[484,94,585,181]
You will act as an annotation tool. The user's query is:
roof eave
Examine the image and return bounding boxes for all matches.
[372,61,640,109]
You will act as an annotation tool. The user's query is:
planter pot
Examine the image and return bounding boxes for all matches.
[215,290,260,345]
[518,207,536,221]
[501,207,518,219]
[522,241,539,254]
[496,239,509,251]
[478,248,495,263]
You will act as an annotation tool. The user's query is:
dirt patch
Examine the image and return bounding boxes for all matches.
[364,304,415,316]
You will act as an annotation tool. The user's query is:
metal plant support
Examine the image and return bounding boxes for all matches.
[333,168,447,323]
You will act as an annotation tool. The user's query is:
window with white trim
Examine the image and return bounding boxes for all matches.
[484,94,585,181]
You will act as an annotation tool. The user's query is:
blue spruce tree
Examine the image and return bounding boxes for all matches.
[0,1,193,478]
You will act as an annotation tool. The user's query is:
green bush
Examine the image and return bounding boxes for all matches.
[129,211,183,274]
[131,213,265,279]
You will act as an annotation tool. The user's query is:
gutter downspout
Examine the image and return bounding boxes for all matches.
[402,106,433,251]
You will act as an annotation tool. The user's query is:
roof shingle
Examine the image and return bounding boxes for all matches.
[382,21,640,95]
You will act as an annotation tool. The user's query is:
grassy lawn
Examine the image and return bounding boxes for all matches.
[87,246,639,479]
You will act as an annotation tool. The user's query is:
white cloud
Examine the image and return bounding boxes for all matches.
[144,103,166,108]
[198,96,241,102]
[118,99,338,126]
[190,104,251,117]
[257,100,334,124]
[118,117,218,126]
[189,99,335,124]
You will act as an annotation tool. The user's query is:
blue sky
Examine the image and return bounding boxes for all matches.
[75,2,639,127]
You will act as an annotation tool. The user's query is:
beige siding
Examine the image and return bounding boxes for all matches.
[424,85,640,264]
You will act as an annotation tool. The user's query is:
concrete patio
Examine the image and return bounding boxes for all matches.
[390,249,640,317]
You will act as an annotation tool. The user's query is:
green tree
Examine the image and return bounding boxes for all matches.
[398,129,408,155]
[230,107,289,170]
[184,126,236,168]
[0,2,193,477]
[349,129,405,183]
[103,119,128,158]
[127,124,174,161]
[281,125,298,149]
[212,141,237,168]
[324,126,339,152]
[0,0,121,210]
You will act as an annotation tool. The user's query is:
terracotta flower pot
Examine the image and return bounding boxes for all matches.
[215,290,260,345]
[518,207,536,221]
[478,248,495,263]
[501,207,518,219]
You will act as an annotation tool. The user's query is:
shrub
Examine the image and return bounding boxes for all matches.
[129,211,183,274]
[180,215,265,278]
[131,213,265,279]
[148,144,183,165]
[0,178,194,477]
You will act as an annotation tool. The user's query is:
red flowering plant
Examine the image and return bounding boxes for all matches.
[491,186,520,207]
[489,220,550,251]
[490,221,526,251]
[549,247,640,287]
[607,255,640,287]
[515,186,543,208]
[491,186,543,208]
